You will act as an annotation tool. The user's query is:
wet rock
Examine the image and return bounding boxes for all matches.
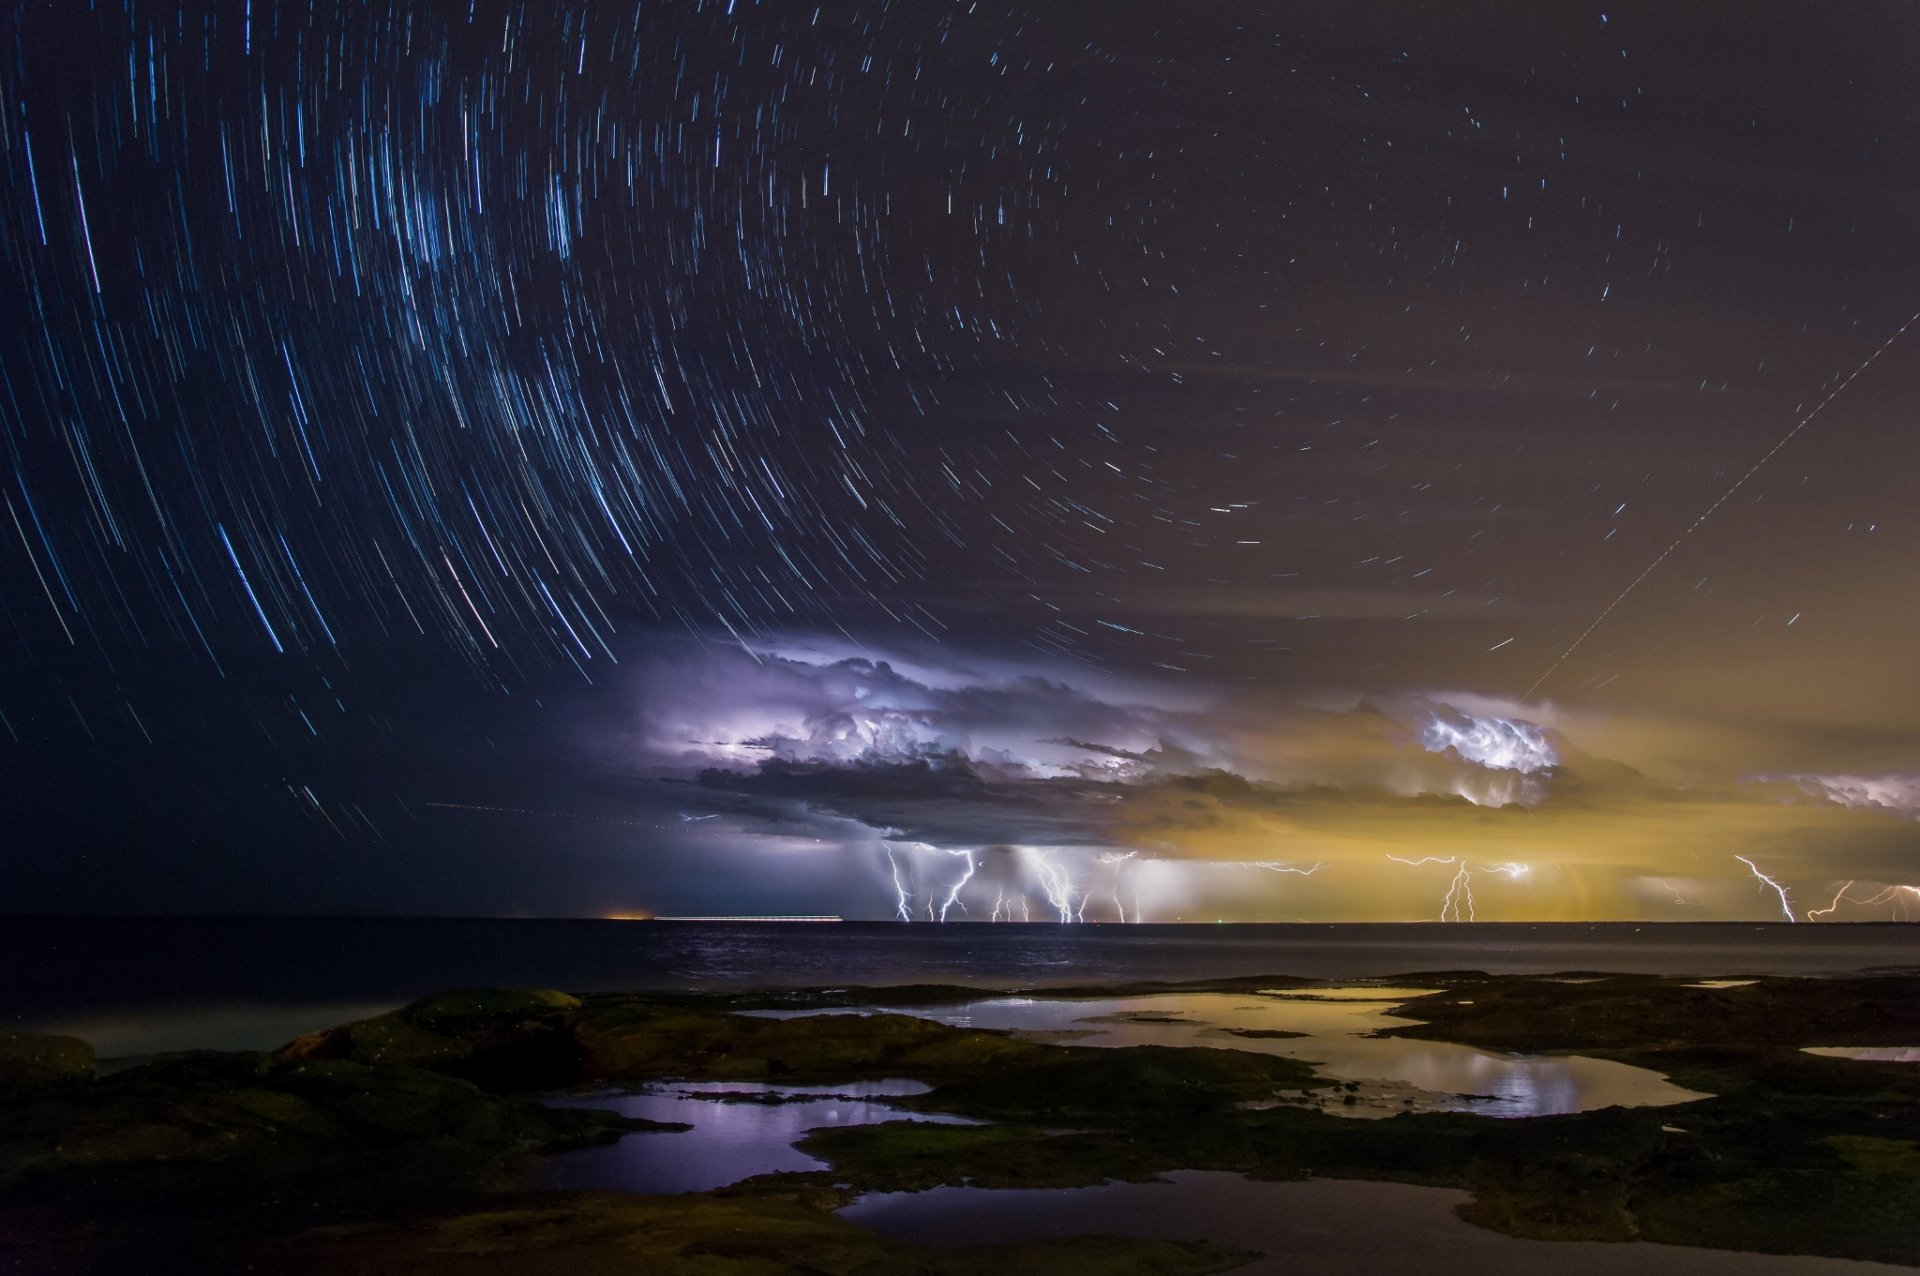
[570,1004,1049,1085]
[0,1034,94,1087]
[278,988,586,1090]
[404,987,583,1026]
[263,1186,1255,1275]
[0,1048,661,1198]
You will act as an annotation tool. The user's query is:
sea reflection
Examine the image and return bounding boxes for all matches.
[541,1080,974,1194]
[754,989,1707,1118]
[1803,1046,1920,1063]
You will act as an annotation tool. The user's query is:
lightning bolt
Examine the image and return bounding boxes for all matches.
[1857,885,1920,920]
[1389,854,1529,921]
[936,849,976,922]
[1440,863,1475,922]
[882,842,912,922]
[1735,855,1796,923]
[1098,850,1138,923]
[1027,849,1078,922]
[1807,880,1919,921]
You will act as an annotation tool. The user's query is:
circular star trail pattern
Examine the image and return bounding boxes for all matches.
[3,2,1919,915]
[4,1,1093,681]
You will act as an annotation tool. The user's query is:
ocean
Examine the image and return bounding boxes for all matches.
[7,916,1918,1056]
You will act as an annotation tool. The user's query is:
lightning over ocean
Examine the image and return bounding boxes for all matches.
[4,2,1918,926]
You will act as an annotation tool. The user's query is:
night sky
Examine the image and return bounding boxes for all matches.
[4,2,1918,922]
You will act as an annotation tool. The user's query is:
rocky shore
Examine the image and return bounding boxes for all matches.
[3,973,1917,1271]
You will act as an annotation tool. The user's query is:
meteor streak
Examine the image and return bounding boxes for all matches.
[1525,308,1920,700]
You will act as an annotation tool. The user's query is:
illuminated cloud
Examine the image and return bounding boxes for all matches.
[1419,706,1558,775]
[571,634,1920,922]
[1787,774,1920,820]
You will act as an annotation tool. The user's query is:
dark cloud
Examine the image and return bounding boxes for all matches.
[6,4,1917,920]
[576,637,1920,921]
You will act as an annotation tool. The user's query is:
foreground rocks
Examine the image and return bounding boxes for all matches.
[264,1185,1254,1276]
[279,985,1067,1090]
[0,1033,94,1089]
[5,973,1920,1270]
[0,1047,658,1200]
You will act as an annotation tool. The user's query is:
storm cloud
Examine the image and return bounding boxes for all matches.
[572,635,1920,922]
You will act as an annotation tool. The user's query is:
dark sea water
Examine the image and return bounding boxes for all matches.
[6,917,1918,1054]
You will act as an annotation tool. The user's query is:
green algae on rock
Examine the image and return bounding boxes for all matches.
[8,976,1920,1270]
[0,1033,95,1088]
[279,989,1059,1091]
[0,1048,670,1201]
[266,1186,1255,1276]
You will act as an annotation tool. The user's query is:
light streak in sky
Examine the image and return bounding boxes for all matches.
[1525,308,1920,700]
[936,849,976,922]
[881,841,981,922]
[1247,860,1324,875]
[990,890,1033,923]
[1806,880,1858,922]
[1439,862,1476,922]
[1734,855,1797,922]
[1027,849,1078,922]
[1659,880,1700,908]
[1806,880,1920,921]
[882,842,912,922]
[1390,854,1530,921]
[1097,850,1138,923]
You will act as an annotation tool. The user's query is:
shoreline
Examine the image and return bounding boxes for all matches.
[4,969,1920,1270]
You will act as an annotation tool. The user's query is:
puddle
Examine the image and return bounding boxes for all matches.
[540,1080,974,1193]
[1685,979,1759,989]
[1257,985,1435,1001]
[1802,1046,1920,1063]
[539,990,1708,1194]
[841,1170,1914,1276]
[754,988,1707,1119]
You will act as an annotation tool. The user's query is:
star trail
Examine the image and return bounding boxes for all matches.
[3,2,1918,919]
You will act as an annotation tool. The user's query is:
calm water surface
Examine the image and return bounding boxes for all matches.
[11,917,1919,1053]
[540,1080,973,1194]
[750,988,1708,1118]
[1803,1046,1920,1062]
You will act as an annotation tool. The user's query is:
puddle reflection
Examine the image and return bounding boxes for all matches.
[756,988,1707,1118]
[541,1080,974,1194]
